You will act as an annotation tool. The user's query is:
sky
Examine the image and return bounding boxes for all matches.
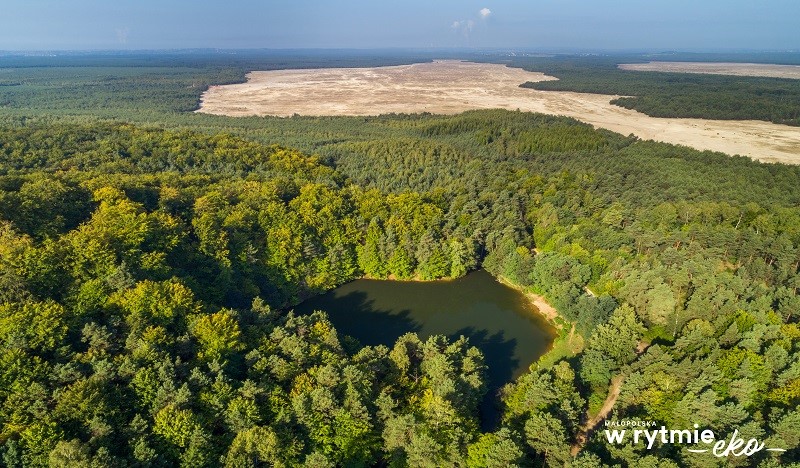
[1,0,798,52]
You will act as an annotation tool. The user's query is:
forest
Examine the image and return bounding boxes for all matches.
[0,52,799,466]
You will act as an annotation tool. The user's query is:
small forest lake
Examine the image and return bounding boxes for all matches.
[295,269,557,427]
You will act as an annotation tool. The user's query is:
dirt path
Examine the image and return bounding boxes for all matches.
[570,341,650,457]
[570,375,624,456]
[197,60,800,164]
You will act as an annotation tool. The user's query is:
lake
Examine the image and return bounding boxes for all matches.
[294,269,557,428]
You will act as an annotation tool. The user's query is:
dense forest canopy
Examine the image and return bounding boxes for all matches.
[0,52,799,466]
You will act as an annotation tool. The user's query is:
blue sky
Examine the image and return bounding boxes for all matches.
[1,0,798,51]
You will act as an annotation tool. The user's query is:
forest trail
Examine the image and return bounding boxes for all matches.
[570,341,650,457]
[570,374,624,456]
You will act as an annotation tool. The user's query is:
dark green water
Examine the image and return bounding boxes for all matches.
[294,269,557,427]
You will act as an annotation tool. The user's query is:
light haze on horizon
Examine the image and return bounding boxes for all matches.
[1,0,798,52]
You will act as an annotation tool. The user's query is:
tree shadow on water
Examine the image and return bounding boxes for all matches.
[296,289,422,347]
[451,326,519,431]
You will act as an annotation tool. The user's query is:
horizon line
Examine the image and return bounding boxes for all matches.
[1,47,799,56]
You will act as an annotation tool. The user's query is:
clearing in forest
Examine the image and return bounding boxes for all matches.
[197,60,800,164]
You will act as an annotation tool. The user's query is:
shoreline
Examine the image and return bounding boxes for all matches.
[331,270,563,326]
[298,270,562,327]
[495,275,562,326]
[495,274,585,368]
[293,268,582,370]
[374,273,459,283]
[358,270,561,328]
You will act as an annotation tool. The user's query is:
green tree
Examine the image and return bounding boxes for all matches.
[0,300,67,353]
[224,426,286,468]
[192,310,243,362]
[466,429,523,467]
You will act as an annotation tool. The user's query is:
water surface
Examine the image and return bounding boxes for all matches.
[295,269,557,427]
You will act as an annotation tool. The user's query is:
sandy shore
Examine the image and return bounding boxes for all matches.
[495,275,561,324]
[527,293,560,323]
[619,61,800,80]
[197,60,800,164]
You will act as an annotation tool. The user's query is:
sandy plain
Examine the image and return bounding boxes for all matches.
[619,61,800,79]
[197,60,800,164]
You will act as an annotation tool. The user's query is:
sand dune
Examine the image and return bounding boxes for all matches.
[197,60,800,164]
[619,61,800,79]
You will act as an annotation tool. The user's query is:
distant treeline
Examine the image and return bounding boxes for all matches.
[510,55,800,126]
[4,51,800,127]
[0,52,452,117]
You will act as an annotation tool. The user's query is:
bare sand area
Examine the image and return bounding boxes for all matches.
[619,61,800,80]
[198,60,800,164]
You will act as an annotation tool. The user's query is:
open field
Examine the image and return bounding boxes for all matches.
[198,60,557,116]
[198,60,800,164]
[619,61,800,79]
